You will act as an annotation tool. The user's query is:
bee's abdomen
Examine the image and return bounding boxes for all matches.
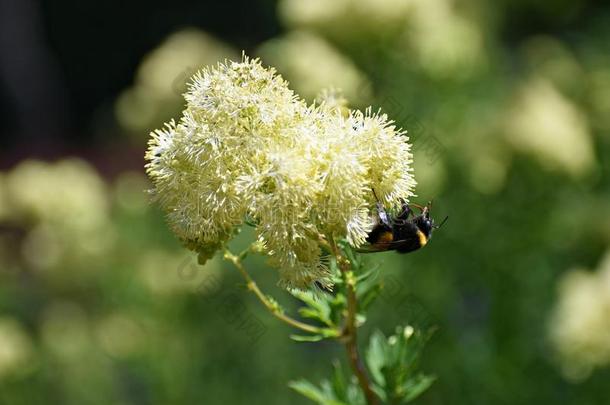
[393,222,426,253]
[366,225,393,244]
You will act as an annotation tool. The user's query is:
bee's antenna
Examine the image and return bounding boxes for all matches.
[410,203,426,212]
[434,216,448,229]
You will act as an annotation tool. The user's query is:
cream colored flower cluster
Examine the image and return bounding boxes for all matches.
[549,252,610,380]
[0,159,114,276]
[145,56,415,288]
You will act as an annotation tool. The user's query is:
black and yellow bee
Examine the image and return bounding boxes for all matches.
[359,191,447,253]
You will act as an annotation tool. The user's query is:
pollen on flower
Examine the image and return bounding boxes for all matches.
[145,55,416,289]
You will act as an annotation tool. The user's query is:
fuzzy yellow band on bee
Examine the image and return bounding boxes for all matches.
[378,231,394,244]
[416,229,428,247]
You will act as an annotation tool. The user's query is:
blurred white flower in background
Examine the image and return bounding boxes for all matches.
[257,31,371,102]
[549,251,610,380]
[278,0,485,79]
[278,0,412,40]
[0,317,35,380]
[6,159,108,229]
[404,0,486,79]
[2,159,114,274]
[503,77,596,178]
[115,28,237,134]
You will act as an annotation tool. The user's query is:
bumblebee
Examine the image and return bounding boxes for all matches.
[359,191,447,253]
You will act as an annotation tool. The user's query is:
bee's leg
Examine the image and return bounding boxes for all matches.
[395,200,413,222]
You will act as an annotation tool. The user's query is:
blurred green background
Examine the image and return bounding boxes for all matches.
[1,0,610,404]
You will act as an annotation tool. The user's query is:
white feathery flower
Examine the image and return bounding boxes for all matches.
[146,56,416,289]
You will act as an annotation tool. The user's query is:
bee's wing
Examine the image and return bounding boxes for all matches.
[355,245,387,253]
[355,238,418,253]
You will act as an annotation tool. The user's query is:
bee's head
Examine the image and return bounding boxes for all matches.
[414,208,434,238]
[414,202,447,238]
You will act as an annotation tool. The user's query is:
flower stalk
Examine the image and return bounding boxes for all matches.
[223,238,379,405]
[332,240,381,405]
[223,249,327,335]
[225,241,379,404]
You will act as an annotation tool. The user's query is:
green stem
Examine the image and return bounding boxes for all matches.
[223,250,324,335]
[330,240,380,405]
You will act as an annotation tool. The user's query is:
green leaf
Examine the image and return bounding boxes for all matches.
[356,264,380,283]
[366,330,388,387]
[289,379,347,405]
[290,363,368,405]
[289,380,328,402]
[327,293,347,327]
[291,289,334,327]
[331,361,347,402]
[370,383,387,403]
[365,326,435,403]
[288,280,347,329]
[298,307,327,322]
[356,270,383,313]
[290,334,325,342]
[338,240,362,271]
[400,374,436,403]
